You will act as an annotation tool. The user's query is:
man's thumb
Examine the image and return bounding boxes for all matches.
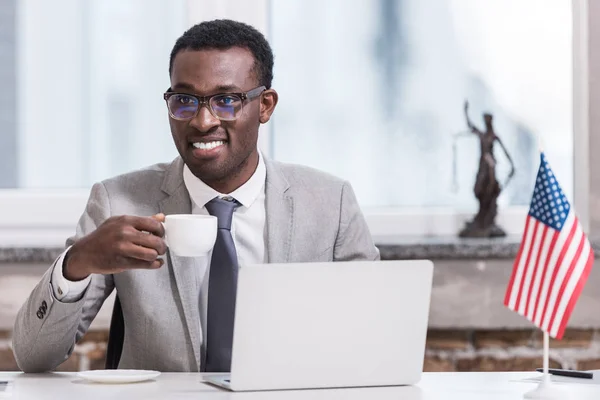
[151,213,166,222]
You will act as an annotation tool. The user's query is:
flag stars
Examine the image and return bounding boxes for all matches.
[529,154,572,230]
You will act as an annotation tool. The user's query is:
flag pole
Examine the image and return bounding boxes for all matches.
[543,331,550,383]
[523,332,566,399]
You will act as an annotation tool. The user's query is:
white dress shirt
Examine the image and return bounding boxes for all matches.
[51,152,268,346]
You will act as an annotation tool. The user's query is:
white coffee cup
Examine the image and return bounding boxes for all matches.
[162,214,217,257]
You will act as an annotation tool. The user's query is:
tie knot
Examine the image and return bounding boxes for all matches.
[205,196,239,230]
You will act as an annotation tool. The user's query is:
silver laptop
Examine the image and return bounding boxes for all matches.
[204,260,434,391]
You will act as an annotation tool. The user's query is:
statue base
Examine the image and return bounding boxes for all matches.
[459,221,506,238]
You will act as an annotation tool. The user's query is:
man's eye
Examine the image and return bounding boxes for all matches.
[176,95,195,105]
[215,96,239,106]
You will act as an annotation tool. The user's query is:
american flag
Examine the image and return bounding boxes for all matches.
[504,152,594,339]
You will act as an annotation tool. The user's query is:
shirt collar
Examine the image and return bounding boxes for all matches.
[183,151,266,209]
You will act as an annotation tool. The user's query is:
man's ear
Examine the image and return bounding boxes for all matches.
[259,89,278,124]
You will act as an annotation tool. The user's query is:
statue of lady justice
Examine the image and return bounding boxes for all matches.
[457,100,516,238]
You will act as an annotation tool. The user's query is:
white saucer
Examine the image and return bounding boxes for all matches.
[77,369,161,384]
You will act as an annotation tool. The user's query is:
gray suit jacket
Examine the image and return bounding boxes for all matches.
[12,157,379,372]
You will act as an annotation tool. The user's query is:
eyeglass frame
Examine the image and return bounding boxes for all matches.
[163,85,267,122]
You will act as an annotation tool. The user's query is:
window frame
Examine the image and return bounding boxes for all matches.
[0,0,588,247]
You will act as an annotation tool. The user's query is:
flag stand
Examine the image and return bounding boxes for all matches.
[523,332,566,399]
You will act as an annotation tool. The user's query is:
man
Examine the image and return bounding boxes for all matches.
[13,19,379,373]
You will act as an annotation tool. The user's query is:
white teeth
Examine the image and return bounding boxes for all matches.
[192,141,224,150]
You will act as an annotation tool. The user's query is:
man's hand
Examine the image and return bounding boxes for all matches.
[64,214,167,281]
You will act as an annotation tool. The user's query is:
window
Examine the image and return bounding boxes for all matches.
[0,0,16,188]
[14,0,183,188]
[1,0,185,245]
[0,0,585,245]
[270,0,573,209]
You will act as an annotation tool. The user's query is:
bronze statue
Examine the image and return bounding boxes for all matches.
[458,100,515,238]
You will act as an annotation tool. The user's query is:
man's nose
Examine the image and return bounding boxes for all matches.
[189,103,220,132]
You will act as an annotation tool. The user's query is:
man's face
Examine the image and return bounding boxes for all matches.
[168,47,276,190]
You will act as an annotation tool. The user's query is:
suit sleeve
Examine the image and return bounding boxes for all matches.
[333,181,380,261]
[12,182,115,372]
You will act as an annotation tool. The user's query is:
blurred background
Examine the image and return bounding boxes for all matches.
[1,0,598,373]
[0,0,572,205]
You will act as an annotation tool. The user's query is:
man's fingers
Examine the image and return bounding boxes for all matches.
[120,257,164,270]
[130,230,167,255]
[126,216,165,237]
[118,242,159,262]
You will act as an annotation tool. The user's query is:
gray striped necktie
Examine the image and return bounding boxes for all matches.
[203,196,240,372]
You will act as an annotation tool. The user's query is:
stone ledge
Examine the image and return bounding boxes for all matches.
[0,236,525,263]
[378,236,600,260]
[0,247,63,263]
[1,236,600,263]
[3,236,600,263]
[377,236,523,260]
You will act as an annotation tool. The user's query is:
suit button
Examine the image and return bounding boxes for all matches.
[36,310,44,319]
[41,301,48,312]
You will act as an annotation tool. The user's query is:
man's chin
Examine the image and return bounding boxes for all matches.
[187,166,228,183]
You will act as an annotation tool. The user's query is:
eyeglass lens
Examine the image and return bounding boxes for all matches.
[167,93,243,120]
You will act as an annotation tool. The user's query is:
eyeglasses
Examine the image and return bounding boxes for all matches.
[163,85,266,122]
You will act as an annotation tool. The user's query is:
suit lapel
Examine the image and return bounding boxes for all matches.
[158,158,201,371]
[264,159,294,263]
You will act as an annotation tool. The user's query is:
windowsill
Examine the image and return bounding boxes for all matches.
[375,235,524,260]
[0,236,528,264]
[0,247,63,263]
[3,236,599,264]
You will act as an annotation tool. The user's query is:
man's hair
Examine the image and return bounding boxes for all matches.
[169,19,274,89]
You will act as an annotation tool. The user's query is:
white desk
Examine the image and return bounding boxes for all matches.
[1,371,599,399]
